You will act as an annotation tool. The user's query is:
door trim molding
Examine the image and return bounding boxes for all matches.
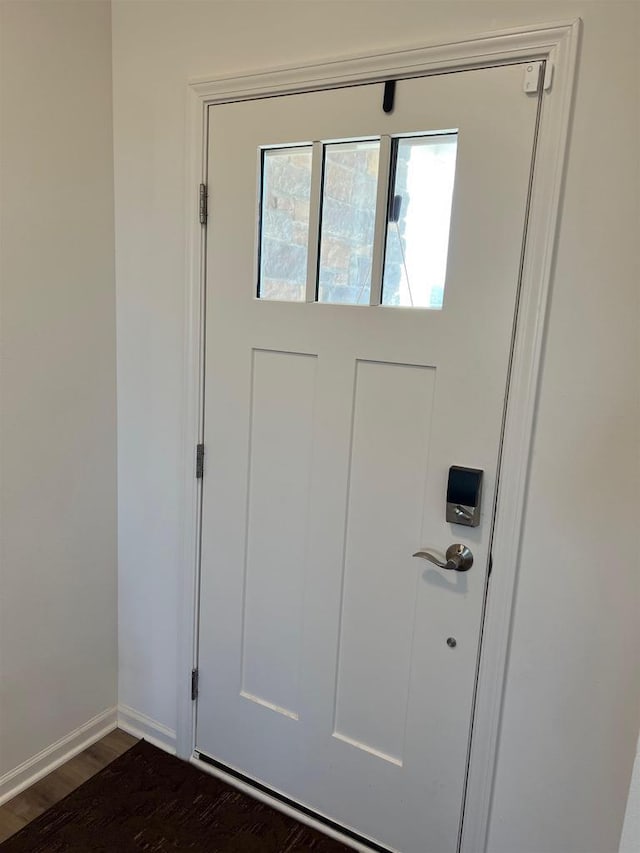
[177,19,581,853]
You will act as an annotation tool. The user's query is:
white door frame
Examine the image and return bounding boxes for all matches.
[176,19,580,853]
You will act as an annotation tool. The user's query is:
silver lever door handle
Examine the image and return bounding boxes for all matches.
[413,544,473,572]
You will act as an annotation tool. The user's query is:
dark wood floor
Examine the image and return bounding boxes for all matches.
[0,728,138,843]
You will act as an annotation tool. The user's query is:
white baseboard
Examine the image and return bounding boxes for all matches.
[0,706,117,806]
[117,704,176,755]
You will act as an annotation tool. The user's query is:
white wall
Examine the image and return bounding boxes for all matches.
[0,0,117,777]
[111,2,640,851]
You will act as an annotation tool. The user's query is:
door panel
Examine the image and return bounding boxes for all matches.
[197,65,540,852]
[240,349,317,720]
[333,360,435,766]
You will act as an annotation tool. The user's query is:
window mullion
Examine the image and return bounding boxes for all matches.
[305,141,324,303]
[369,135,393,306]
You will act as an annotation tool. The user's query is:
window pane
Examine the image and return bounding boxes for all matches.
[318,141,379,305]
[382,135,457,309]
[258,146,312,301]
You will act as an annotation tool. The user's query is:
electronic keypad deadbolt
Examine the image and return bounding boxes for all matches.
[446,466,483,527]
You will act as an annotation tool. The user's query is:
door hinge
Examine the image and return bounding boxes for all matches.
[196,443,205,479]
[191,668,199,701]
[199,183,208,225]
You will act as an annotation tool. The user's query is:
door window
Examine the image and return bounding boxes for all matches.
[317,140,380,306]
[257,133,458,308]
[382,134,457,309]
[258,145,313,302]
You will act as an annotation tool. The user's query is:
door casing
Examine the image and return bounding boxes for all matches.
[176,19,581,853]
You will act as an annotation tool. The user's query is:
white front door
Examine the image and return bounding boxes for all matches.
[197,64,540,853]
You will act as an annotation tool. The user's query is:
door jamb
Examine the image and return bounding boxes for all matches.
[176,19,581,853]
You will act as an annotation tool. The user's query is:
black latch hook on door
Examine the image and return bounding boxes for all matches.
[383,80,396,114]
